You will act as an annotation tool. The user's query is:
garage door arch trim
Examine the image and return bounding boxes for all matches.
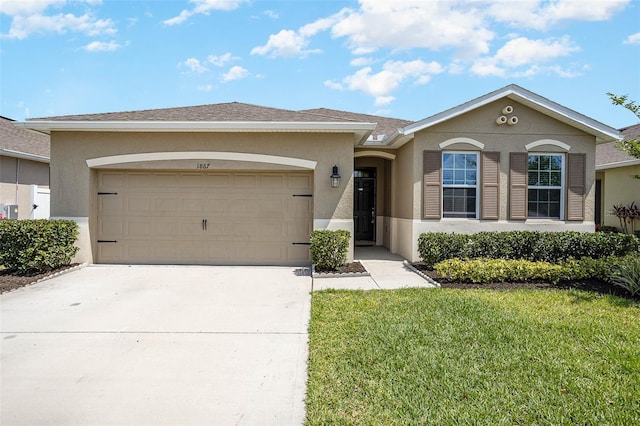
[87,151,317,169]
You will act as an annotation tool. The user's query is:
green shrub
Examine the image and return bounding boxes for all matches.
[434,257,613,285]
[607,254,640,296]
[0,219,79,274]
[418,231,639,266]
[310,230,350,270]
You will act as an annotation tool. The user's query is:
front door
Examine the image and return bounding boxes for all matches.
[354,169,376,242]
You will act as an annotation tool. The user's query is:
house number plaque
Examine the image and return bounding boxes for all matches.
[196,163,211,169]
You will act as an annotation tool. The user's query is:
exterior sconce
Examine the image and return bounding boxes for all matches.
[330,165,341,188]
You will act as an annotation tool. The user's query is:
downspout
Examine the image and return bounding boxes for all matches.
[15,158,20,205]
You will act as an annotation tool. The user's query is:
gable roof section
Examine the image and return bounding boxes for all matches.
[17,102,377,144]
[0,115,50,162]
[596,123,640,170]
[386,84,621,147]
[301,108,412,141]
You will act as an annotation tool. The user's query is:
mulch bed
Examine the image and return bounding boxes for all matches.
[412,262,640,301]
[314,261,367,275]
[0,264,79,294]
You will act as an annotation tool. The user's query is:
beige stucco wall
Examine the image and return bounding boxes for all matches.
[50,131,354,263]
[0,156,49,219]
[389,99,598,262]
[599,164,640,229]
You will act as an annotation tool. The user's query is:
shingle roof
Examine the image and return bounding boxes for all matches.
[596,123,640,167]
[301,108,412,138]
[31,102,362,123]
[0,116,50,159]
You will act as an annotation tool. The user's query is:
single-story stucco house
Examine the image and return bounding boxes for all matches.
[596,123,640,229]
[0,116,50,220]
[17,84,621,265]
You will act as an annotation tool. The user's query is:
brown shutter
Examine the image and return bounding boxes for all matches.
[481,152,500,220]
[566,153,586,221]
[509,152,528,220]
[423,150,441,219]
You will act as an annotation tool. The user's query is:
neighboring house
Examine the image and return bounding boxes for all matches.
[17,84,620,265]
[595,123,640,229]
[0,116,50,220]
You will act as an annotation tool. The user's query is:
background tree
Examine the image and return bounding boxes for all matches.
[607,92,640,159]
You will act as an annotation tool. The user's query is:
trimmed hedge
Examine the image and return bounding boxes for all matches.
[418,231,639,268]
[0,219,79,274]
[310,230,350,270]
[434,257,613,285]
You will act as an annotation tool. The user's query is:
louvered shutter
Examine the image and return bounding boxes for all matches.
[481,152,500,220]
[423,151,441,219]
[566,153,586,221]
[509,153,528,220]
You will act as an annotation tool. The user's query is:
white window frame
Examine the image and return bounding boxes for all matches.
[527,153,565,220]
[441,151,480,219]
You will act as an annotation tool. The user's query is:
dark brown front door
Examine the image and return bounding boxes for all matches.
[354,169,376,241]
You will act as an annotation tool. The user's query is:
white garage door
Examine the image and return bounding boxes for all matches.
[96,170,313,265]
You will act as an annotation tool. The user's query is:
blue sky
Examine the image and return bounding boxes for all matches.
[1,0,639,129]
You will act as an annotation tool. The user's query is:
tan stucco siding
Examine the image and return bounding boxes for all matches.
[50,131,353,221]
[412,99,597,222]
[393,140,415,220]
[600,165,640,229]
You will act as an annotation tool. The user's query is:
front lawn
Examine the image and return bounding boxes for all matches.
[306,288,640,425]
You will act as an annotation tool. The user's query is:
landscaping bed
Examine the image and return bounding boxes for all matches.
[0,264,79,294]
[411,262,640,300]
[313,261,367,275]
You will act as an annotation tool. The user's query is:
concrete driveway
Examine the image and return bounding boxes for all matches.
[1,265,311,425]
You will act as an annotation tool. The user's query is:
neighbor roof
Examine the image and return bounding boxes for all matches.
[0,116,50,161]
[596,123,640,170]
[386,84,621,147]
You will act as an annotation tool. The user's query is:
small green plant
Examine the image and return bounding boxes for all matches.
[0,219,79,274]
[608,254,640,296]
[310,230,350,270]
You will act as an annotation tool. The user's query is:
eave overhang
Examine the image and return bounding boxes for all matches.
[15,120,377,145]
[596,159,640,171]
[0,148,50,163]
[392,84,621,146]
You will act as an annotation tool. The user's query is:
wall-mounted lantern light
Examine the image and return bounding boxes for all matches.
[330,165,341,188]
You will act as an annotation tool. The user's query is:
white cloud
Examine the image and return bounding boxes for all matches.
[83,40,121,52]
[6,12,116,39]
[624,32,640,45]
[0,0,114,39]
[486,0,629,30]
[263,10,278,19]
[207,52,239,67]
[221,65,249,82]
[179,57,208,73]
[470,36,580,77]
[329,59,443,104]
[324,80,344,90]
[164,0,247,25]
[251,29,321,58]
[350,57,372,67]
[0,0,65,16]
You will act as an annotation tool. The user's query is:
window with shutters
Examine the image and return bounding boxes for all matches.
[527,154,564,219]
[442,152,478,218]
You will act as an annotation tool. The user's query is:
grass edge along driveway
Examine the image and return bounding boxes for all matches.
[306,288,640,425]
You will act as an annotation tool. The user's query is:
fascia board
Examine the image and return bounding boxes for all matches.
[596,159,640,170]
[398,84,621,143]
[16,121,377,134]
[0,148,50,163]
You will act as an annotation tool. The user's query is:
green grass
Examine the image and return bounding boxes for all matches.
[306,288,640,425]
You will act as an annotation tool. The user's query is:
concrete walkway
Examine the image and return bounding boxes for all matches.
[312,246,438,291]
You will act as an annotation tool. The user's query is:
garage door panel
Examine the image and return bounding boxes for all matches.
[97,170,313,265]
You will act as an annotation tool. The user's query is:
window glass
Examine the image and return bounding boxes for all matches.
[442,152,478,218]
[527,154,563,219]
